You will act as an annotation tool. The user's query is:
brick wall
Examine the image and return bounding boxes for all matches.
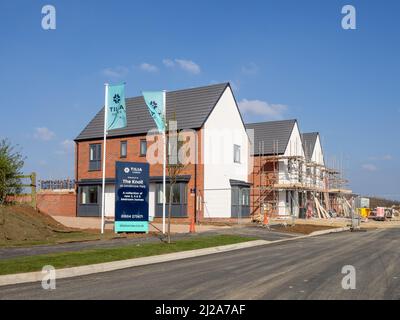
[76,130,204,221]
[37,191,76,217]
[6,194,33,204]
[249,156,278,217]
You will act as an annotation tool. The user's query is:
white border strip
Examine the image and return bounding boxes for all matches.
[0,240,269,287]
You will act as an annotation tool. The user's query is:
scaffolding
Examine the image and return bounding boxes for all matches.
[251,140,313,222]
[325,166,353,217]
[251,139,350,222]
[251,140,280,222]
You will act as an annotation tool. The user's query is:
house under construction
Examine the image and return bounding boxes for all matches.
[246,120,352,221]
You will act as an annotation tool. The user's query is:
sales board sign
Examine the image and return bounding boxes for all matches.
[115,161,149,233]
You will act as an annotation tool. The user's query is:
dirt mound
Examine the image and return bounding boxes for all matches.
[0,205,70,244]
[270,223,334,235]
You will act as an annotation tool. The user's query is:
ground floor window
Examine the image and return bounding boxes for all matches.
[80,185,99,204]
[155,182,188,217]
[77,185,102,217]
[156,183,187,204]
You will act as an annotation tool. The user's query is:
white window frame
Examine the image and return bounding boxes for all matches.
[234,144,241,163]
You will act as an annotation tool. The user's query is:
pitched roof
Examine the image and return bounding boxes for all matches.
[301,132,319,160]
[75,82,229,141]
[245,119,297,155]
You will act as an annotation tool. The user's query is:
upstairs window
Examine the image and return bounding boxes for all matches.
[140,139,147,157]
[234,144,241,163]
[167,138,185,164]
[120,141,127,158]
[89,144,101,171]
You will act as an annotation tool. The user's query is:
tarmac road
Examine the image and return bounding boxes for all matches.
[0,225,295,260]
[1,228,399,300]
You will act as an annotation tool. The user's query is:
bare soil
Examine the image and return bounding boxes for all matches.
[0,204,68,242]
[270,223,335,235]
[0,205,151,247]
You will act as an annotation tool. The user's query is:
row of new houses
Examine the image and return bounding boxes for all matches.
[74,83,349,221]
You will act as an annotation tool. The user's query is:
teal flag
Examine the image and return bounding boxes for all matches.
[107,84,127,131]
[142,91,165,132]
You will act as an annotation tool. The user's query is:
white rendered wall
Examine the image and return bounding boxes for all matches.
[276,123,304,216]
[313,135,325,189]
[203,87,249,218]
[277,190,299,217]
[278,122,305,186]
[278,191,287,215]
[105,184,115,217]
[149,183,155,220]
[284,122,305,158]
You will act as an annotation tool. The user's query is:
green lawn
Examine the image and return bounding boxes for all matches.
[0,231,126,248]
[0,235,257,276]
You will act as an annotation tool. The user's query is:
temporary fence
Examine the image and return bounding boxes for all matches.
[38,179,75,191]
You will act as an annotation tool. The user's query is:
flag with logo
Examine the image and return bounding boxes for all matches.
[107,84,127,130]
[142,91,165,132]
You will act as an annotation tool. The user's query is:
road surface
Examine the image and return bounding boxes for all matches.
[1,228,399,299]
[0,225,294,260]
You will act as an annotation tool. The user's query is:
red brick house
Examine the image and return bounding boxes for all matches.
[74,83,251,222]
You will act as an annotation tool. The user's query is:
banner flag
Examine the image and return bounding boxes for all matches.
[142,91,165,132]
[107,84,127,130]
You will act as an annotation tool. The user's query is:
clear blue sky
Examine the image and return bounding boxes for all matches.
[1,0,399,199]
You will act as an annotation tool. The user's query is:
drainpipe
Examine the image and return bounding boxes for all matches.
[75,141,79,217]
[194,130,198,223]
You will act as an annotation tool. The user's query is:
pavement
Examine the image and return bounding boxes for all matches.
[288,216,400,229]
[271,216,400,229]
[0,225,296,260]
[1,227,399,299]
[52,216,230,233]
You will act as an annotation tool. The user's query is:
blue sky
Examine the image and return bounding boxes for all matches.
[0,0,399,199]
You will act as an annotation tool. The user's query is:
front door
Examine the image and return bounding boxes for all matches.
[231,187,250,218]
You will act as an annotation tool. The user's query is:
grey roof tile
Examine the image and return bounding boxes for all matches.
[245,120,297,155]
[75,83,229,141]
[301,132,319,160]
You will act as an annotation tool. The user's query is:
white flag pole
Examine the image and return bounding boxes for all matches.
[162,90,166,234]
[101,83,109,234]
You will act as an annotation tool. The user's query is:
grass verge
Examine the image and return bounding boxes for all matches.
[0,230,145,248]
[0,235,256,276]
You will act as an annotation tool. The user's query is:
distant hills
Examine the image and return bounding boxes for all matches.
[367,197,400,208]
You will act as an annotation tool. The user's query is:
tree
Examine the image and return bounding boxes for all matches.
[0,139,25,204]
[166,162,184,244]
[165,114,186,244]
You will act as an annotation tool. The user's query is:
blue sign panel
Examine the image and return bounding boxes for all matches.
[115,161,149,233]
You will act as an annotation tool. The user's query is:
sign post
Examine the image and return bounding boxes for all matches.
[115,161,149,233]
[100,83,127,234]
[142,90,167,234]
[100,83,109,234]
[162,90,166,234]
